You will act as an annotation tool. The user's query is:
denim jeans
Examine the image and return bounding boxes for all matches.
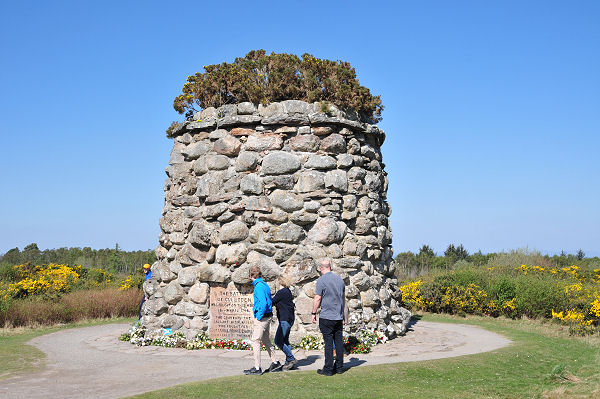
[274,320,295,362]
[138,296,145,319]
[319,318,344,373]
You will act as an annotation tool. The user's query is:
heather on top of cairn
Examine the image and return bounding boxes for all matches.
[170,50,383,123]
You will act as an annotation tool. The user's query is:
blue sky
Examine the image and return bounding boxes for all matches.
[1,1,598,257]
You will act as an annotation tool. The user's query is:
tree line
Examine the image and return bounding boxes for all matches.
[394,244,597,279]
[0,243,156,275]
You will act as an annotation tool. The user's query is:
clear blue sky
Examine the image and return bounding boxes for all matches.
[1,1,598,257]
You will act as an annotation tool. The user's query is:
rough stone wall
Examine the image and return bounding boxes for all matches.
[142,100,411,341]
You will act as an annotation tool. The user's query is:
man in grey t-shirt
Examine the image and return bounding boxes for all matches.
[311,259,348,376]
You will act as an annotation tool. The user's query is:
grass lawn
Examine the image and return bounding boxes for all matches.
[0,317,136,380]
[127,314,600,399]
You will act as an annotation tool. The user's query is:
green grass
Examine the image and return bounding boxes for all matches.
[0,317,136,380]
[127,314,600,399]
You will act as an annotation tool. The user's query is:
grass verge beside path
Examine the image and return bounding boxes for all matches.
[0,317,136,380]
[127,314,600,399]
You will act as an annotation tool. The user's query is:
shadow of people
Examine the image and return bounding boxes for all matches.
[296,355,320,367]
[405,314,422,331]
[343,356,366,370]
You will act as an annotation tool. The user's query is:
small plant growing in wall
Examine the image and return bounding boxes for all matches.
[165,121,180,137]
[320,100,333,116]
[173,50,383,121]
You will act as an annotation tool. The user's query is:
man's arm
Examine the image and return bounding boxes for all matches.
[311,294,322,324]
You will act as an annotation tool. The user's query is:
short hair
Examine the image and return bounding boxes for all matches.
[319,259,332,269]
[249,265,262,279]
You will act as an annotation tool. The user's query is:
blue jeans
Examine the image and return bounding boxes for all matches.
[138,296,145,319]
[274,320,295,362]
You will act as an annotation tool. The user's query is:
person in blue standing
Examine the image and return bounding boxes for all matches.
[272,275,297,370]
[244,265,281,375]
[138,263,152,319]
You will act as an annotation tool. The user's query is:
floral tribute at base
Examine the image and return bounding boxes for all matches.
[120,322,387,353]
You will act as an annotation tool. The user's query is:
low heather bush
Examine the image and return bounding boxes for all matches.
[172,50,383,121]
[0,288,141,327]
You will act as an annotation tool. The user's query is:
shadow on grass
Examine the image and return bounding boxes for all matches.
[296,355,366,371]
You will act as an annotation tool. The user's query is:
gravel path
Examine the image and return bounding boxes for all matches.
[0,321,511,399]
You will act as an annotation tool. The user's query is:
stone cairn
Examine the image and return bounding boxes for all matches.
[142,100,411,342]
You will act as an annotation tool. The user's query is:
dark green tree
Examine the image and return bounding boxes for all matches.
[444,244,457,268]
[2,247,22,265]
[107,243,125,273]
[416,245,436,271]
[22,243,41,265]
[455,244,469,260]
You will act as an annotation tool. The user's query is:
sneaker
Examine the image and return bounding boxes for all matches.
[267,361,283,372]
[317,368,335,376]
[244,367,262,375]
[282,359,298,371]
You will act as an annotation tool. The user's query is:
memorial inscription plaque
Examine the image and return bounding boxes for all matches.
[209,285,254,339]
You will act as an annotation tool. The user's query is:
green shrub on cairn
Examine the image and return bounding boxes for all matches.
[172,50,383,122]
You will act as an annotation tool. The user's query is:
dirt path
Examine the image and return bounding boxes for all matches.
[0,321,511,399]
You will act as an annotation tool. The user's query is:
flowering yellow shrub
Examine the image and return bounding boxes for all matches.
[399,264,599,334]
[500,298,518,319]
[120,275,134,290]
[564,283,583,296]
[515,264,529,275]
[590,295,600,318]
[0,264,80,299]
[552,309,592,326]
[86,268,113,284]
[118,274,144,291]
[513,265,599,331]
[399,280,432,308]
[441,284,488,315]
[515,264,592,282]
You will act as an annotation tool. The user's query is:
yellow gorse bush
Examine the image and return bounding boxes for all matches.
[514,265,599,331]
[564,283,583,296]
[120,275,134,290]
[590,295,600,318]
[399,264,600,334]
[86,268,114,285]
[441,284,488,315]
[514,264,595,281]
[552,309,593,326]
[0,264,81,299]
[399,280,432,308]
[0,264,141,305]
